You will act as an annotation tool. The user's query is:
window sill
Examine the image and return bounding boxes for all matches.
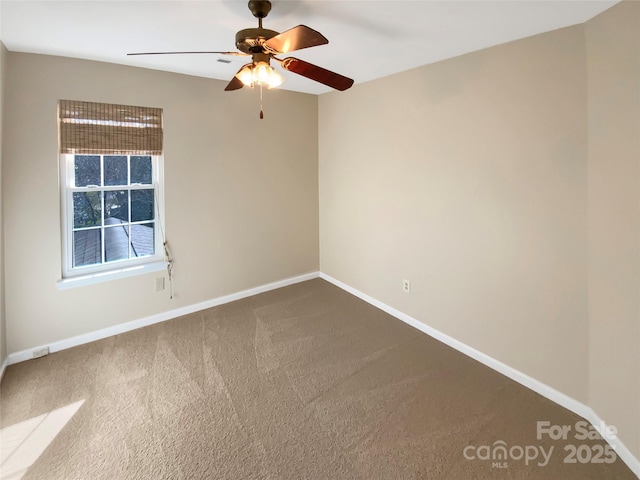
[57,261,168,290]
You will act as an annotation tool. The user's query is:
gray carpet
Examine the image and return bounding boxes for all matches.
[0,279,636,479]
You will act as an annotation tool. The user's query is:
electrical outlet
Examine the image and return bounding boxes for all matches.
[33,346,49,359]
[403,279,411,293]
[155,277,165,292]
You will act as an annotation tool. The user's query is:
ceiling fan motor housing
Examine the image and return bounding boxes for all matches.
[235,28,279,54]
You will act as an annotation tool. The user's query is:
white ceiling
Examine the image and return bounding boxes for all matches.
[0,0,618,95]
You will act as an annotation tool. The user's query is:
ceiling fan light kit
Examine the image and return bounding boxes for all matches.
[236,61,284,89]
[128,0,354,118]
[234,52,284,89]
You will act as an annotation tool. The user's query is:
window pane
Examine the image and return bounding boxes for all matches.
[73,228,101,267]
[73,192,102,228]
[74,155,100,187]
[104,190,129,224]
[131,223,155,258]
[131,156,152,185]
[104,156,128,186]
[131,189,154,222]
[105,225,130,262]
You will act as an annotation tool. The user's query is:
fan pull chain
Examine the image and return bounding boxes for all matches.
[259,84,264,119]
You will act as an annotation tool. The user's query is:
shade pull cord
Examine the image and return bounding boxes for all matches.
[154,187,174,299]
[163,241,174,300]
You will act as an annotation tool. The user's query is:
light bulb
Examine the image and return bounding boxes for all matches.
[266,68,284,89]
[254,62,270,84]
[253,61,284,89]
[236,64,254,87]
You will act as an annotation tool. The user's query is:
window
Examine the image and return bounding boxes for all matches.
[58,100,165,282]
[61,153,162,274]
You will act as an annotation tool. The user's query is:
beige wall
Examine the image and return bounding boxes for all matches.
[0,42,6,368]
[586,0,640,457]
[3,53,319,353]
[320,1,640,462]
[320,25,589,402]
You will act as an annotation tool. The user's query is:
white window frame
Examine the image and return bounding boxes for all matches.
[59,153,165,286]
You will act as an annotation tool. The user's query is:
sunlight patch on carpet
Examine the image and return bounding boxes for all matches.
[0,400,85,480]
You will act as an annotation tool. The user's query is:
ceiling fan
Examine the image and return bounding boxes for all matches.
[128,0,354,94]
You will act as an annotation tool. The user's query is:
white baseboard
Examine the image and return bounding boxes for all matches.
[4,269,638,477]
[319,272,640,479]
[6,271,319,366]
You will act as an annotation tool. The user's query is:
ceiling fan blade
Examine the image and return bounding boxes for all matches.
[224,73,245,91]
[263,25,328,54]
[280,57,354,91]
[127,51,247,56]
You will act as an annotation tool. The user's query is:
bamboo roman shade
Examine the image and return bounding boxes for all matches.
[59,100,163,155]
